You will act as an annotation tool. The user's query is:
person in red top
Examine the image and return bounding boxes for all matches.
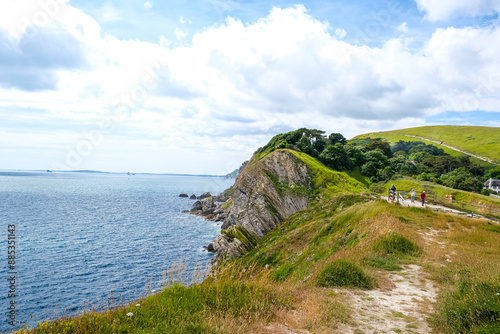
[420,191,426,207]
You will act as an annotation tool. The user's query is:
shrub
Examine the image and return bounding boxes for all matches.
[369,183,386,194]
[317,260,374,289]
[374,233,421,257]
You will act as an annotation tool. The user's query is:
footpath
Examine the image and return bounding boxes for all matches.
[382,194,495,221]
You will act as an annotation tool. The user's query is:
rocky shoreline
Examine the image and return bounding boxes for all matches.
[179,189,232,252]
[178,151,313,264]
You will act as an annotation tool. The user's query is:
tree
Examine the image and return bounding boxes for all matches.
[328,133,347,145]
[361,161,378,177]
[319,144,350,171]
[440,167,483,193]
[364,149,389,169]
[297,135,313,154]
[364,141,392,158]
[345,144,365,166]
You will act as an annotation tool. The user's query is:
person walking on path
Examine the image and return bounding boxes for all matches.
[420,191,426,207]
[410,188,415,204]
[390,184,396,201]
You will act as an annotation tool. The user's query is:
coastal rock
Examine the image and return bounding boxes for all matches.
[212,150,312,264]
[191,201,202,213]
[201,197,214,211]
[179,193,188,198]
[199,192,212,199]
[206,243,215,252]
[189,194,197,199]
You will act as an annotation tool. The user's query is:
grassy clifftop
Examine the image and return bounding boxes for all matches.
[17,130,500,334]
[20,194,500,334]
[353,125,500,166]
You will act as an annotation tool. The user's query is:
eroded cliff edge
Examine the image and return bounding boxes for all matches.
[210,149,316,263]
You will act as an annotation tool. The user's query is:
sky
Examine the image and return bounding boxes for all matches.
[0,0,499,174]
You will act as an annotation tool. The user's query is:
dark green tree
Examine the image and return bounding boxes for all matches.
[364,141,392,158]
[328,133,347,145]
[297,135,313,154]
[319,143,351,171]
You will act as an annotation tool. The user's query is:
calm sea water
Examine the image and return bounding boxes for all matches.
[0,171,234,332]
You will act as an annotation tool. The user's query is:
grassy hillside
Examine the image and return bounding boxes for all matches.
[16,142,500,334]
[20,194,500,334]
[353,125,500,167]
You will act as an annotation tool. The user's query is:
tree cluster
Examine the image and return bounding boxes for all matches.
[256,130,493,194]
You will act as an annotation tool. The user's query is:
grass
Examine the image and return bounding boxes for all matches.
[378,177,500,218]
[352,126,500,167]
[14,264,291,334]
[288,150,368,198]
[317,260,375,289]
[431,282,500,334]
[18,150,500,333]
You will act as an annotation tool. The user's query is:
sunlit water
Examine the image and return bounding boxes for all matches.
[0,171,233,332]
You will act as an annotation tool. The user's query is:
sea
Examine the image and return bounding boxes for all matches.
[0,171,234,332]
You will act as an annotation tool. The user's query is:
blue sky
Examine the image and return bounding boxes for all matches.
[0,0,499,174]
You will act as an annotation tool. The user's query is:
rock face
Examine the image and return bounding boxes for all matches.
[212,150,313,264]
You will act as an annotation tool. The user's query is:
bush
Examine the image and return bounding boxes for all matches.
[374,233,421,256]
[481,188,496,196]
[317,260,375,289]
[369,183,386,194]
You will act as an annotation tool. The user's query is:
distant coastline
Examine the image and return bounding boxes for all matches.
[0,169,226,178]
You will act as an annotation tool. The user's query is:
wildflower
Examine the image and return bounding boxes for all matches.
[127,312,133,317]
[136,304,140,307]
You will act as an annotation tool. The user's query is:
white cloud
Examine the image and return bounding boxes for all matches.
[100,2,122,23]
[144,1,153,9]
[397,22,408,33]
[335,28,346,39]
[416,0,500,21]
[1,3,500,173]
[174,28,187,40]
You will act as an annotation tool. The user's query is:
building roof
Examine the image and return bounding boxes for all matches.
[484,179,500,187]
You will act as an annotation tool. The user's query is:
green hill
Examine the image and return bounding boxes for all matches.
[18,128,500,334]
[353,125,500,167]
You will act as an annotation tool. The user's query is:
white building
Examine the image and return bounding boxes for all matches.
[484,178,500,193]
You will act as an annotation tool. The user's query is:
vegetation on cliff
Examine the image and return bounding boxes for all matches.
[18,126,500,334]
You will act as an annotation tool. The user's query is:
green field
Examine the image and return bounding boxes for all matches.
[353,125,500,168]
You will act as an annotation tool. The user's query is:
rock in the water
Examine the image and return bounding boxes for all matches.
[181,210,190,213]
[191,200,202,212]
[206,243,215,252]
[179,193,188,197]
[189,194,197,199]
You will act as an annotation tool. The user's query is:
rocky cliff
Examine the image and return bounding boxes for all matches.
[212,149,315,263]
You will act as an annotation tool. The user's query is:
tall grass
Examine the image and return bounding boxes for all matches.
[432,282,500,334]
[14,263,290,334]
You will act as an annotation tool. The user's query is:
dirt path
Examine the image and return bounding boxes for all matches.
[403,134,499,166]
[337,264,437,334]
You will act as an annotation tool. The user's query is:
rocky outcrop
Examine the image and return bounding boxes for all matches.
[179,193,188,197]
[212,150,314,264]
[189,194,197,199]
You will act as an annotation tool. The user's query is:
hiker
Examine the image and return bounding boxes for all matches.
[390,184,396,201]
[420,191,426,207]
[410,188,415,204]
